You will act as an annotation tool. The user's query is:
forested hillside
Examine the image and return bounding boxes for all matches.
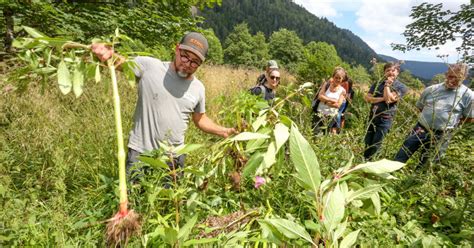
[379,54,448,81]
[200,0,378,67]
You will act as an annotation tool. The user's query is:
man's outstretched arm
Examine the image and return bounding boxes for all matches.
[192,112,237,138]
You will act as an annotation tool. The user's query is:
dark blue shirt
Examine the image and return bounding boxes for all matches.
[368,79,408,117]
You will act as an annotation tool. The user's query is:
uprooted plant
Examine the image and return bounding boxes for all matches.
[13,26,141,247]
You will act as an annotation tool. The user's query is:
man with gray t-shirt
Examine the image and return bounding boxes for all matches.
[395,63,473,165]
[92,32,236,183]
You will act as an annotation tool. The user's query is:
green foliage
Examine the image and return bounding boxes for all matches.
[430,73,446,86]
[2,8,474,246]
[200,0,378,67]
[252,31,270,68]
[392,2,473,62]
[202,28,224,64]
[1,1,221,58]
[268,28,304,72]
[398,70,424,90]
[296,41,342,84]
[223,23,269,67]
[347,64,371,85]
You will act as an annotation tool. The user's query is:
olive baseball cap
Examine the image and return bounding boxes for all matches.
[179,32,209,62]
[267,60,278,69]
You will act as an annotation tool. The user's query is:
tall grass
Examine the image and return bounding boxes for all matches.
[1,63,472,246]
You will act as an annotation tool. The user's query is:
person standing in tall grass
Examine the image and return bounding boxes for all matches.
[91,32,237,184]
[250,69,281,100]
[312,67,347,135]
[255,60,279,86]
[394,63,473,165]
[363,62,408,160]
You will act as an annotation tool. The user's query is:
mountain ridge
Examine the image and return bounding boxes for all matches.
[378,54,448,80]
[200,0,378,68]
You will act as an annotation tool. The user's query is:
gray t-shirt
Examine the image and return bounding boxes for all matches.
[128,56,206,153]
[417,83,473,130]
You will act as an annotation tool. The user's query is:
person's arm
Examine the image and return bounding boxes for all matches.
[192,112,237,138]
[317,82,337,104]
[383,77,400,103]
[326,91,345,108]
[364,83,384,103]
[91,43,126,69]
[459,93,474,124]
[364,93,384,103]
[416,87,429,112]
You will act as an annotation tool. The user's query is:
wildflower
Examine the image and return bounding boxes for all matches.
[254,176,266,189]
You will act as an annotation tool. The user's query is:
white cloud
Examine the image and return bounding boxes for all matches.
[355,0,469,62]
[293,0,470,62]
[356,0,412,33]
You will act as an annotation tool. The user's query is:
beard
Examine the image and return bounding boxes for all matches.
[176,70,189,78]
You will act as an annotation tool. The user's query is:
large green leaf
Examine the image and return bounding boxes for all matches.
[95,63,101,83]
[230,132,270,141]
[345,184,384,204]
[371,192,381,215]
[242,152,264,178]
[289,123,321,192]
[174,144,203,156]
[72,64,84,98]
[252,113,267,131]
[274,123,289,153]
[138,156,169,170]
[351,159,405,174]
[262,219,315,245]
[257,141,276,174]
[333,220,347,242]
[339,229,360,248]
[323,184,345,232]
[258,221,285,245]
[57,60,72,95]
[122,60,137,87]
[162,227,178,244]
[178,215,198,241]
[22,26,47,38]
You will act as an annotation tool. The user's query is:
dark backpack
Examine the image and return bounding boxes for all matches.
[311,81,330,112]
[256,73,266,86]
[249,84,268,100]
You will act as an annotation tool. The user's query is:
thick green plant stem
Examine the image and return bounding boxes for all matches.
[108,59,128,213]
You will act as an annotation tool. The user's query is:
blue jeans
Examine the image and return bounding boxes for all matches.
[336,101,347,129]
[394,123,451,165]
[364,115,393,160]
[126,148,186,185]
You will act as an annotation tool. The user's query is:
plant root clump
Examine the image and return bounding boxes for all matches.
[106,209,141,247]
[197,209,258,238]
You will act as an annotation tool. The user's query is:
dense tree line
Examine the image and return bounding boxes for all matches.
[1,0,424,87]
[199,0,379,68]
[0,0,221,59]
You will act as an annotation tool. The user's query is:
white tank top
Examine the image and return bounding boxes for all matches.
[317,86,345,116]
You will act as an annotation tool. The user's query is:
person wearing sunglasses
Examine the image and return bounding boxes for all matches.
[255,60,279,86]
[91,32,237,185]
[250,69,281,100]
[312,67,347,135]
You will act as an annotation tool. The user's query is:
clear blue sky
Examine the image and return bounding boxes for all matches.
[293,0,469,63]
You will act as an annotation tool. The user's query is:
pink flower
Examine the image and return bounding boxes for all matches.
[254,176,266,189]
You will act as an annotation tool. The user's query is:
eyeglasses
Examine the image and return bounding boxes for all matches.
[179,50,201,68]
[270,76,280,81]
